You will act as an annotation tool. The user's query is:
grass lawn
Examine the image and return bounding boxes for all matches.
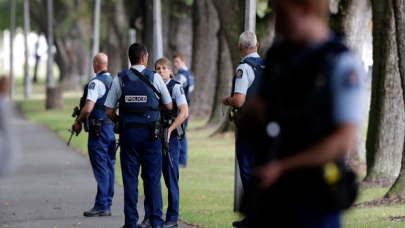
[13,79,405,227]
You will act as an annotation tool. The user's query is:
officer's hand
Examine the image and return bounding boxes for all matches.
[72,121,82,134]
[222,96,229,106]
[254,161,283,190]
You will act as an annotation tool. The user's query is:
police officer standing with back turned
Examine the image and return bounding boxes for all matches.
[173,53,194,168]
[105,43,172,228]
[71,53,116,217]
[221,31,265,228]
[239,0,364,227]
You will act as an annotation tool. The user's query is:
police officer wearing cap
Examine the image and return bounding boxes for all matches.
[105,43,172,228]
[173,53,194,168]
[221,31,265,228]
[239,0,364,227]
[140,58,189,228]
[71,53,116,217]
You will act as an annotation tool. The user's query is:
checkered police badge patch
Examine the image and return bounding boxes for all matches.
[89,82,96,90]
[236,69,243,79]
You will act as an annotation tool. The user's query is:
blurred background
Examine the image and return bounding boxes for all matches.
[5,0,405,227]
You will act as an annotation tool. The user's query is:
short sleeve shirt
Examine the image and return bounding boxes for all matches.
[175,67,189,88]
[234,52,261,95]
[104,65,172,109]
[166,79,187,107]
[330,51,365,125]
[86,72,110,102]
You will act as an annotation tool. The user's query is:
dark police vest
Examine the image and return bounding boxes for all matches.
[80,71,113,121]
[231,56,266,103]
[118,68,160,124]
[243,36,357,227]
[161,80,181,119]
[177,68,194,103]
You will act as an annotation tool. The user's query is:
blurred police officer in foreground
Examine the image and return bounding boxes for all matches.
[173,53,194,168]
[239,0,364,227]
[105,43,172,228]
[71,53,116,217]
[221,31,265,228]
[141,58,189,228]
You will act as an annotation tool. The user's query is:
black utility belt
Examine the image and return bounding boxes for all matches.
[113,118,161,142]
[84,118,114,136]
[124,122,155,129]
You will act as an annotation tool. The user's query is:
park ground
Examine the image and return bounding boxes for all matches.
[5,74,405,228]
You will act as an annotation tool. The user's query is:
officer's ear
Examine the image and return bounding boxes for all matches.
[238,43,242,52]
[256,42,260,49]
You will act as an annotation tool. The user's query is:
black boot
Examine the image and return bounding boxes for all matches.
[232,218,248,228]
[163,221,178,228]
[83,208,111,217]
[138,219,152,228]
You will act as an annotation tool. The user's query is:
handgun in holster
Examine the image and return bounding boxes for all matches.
[150,121,161,142]
[229,108,238,121]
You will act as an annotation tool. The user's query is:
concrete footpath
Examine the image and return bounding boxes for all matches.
[0,113,193,228]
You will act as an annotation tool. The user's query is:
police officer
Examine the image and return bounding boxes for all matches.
[221,31,265,228]
[105,43,172,228]
[173,53,194,168]
[240,0,364,227]
[140,58,189,228]
[71,53,116,217]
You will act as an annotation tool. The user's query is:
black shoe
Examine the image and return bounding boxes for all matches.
[120,225,137,228]
[232,219,248,228]
[152,227,163,228]
[83,208,111,217]
[138,219,152,228]
[163,221,178,228]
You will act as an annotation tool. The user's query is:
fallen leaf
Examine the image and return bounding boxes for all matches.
[73,190,76,193]
[86,196,89,199]
[73,224,77,226]
[63,203,65,206]
[5,202,9,205]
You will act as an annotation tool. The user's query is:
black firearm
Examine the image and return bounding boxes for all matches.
[110,139,120,161]
[67,106,80,146]
[161,116,174,168]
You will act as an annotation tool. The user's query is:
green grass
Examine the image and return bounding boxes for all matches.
[15,81,405,227]
[18,88,240,227]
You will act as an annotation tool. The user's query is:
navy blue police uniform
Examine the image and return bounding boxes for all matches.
[175,67,194,167]
[81,71,116,215]
[105,65,172,228]
[231,53,265,193]
[242,34,364,228]
[143,79,187,227]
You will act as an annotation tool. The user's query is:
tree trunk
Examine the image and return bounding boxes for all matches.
[190,0,220,116]
[162,0,193,68]
[29,0,92,90]
[105,0,129,76]
[140,0,155,69]
[364,0,404,182]
[385,0,405,198]
[342,0,372,166]
[208,29,233,125]
[210,0,245,132]
[9,0,16,100]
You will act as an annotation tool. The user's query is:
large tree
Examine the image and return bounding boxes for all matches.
[385,0,405,198]
[364,0,404,182]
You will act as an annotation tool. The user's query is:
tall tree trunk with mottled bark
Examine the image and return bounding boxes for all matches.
[364,0,404,182]
[385,0,405,198]
[190,0,220,116]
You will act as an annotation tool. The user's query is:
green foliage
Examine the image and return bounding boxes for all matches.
[0,0,24,31]
[329,0,350,36]
[162,0,193,18]
[257,0,271,19]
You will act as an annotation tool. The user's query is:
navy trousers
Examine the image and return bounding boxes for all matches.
[235,133,255,191]
[120,128,164,227]
[313,213,341,228]
[144,137,180,222]
[179,114,188,166]
[87,124,116,211]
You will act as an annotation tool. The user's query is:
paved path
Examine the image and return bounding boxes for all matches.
[0,112,193,228]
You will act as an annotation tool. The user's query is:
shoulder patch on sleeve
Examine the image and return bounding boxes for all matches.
[89,82,96,90]
[236,69,243,79]
[343,70,360,88]
[180,86,185,95]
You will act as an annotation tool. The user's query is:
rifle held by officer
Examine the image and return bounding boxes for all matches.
[110,139,120,161]
[161,117,174,168]
[67,106,81,146]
